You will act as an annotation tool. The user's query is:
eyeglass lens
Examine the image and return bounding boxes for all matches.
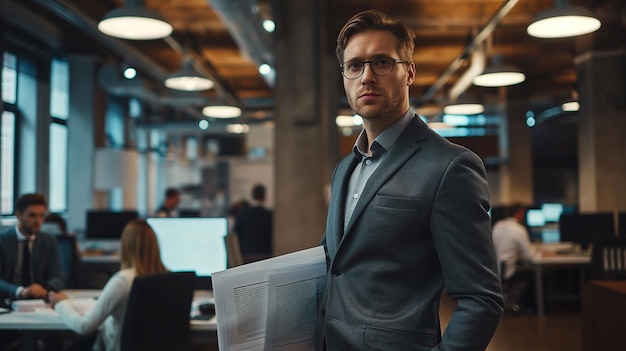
[342,58,397,79]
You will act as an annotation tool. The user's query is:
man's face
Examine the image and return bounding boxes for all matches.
[15,204,47,236]
[342,30,415,123]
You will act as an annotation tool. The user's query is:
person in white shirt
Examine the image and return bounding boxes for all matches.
[492,203,536,312]
[48,220,168,351]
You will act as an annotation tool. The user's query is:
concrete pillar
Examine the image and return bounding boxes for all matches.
[575,49,626,212]
[497,89,534,205]
[272,0,338,255]
[66,55,98,233]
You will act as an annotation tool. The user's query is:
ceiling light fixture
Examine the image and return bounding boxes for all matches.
[443,103,484,115]
[335,114,363,127]
[527,1,601,38]
[473,54,525,87]
[202,105,242,119]
[98,1,173,40]
[562,101,580,111]
[165,58,214,91]
[226,124,250,134]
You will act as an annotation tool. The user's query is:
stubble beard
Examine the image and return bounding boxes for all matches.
[348,82,408,122]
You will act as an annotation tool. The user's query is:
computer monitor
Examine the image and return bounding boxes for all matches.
[526,209,546,227]
[541,203,564,223]
[178,209,201,218]
[146,217,228,288]
[85,210,140,240]
[559,212,615,248]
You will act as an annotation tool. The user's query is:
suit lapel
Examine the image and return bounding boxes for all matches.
[342,117,427,237]
[330,155,359,247]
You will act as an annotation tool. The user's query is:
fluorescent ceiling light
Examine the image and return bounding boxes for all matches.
[202,105,242,118]
[165,59,214,91]
[335,114,363,127]
[98,6,172,40]
[562,101,580,111]
[527,5,601,38]
[428,122,453,129]
[443,103,484,115]
[226,124,250,134]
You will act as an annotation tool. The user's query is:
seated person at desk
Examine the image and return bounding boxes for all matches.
[48,219,168,351]
[492,203,535,312]
[0,193,65,305]
[154,188,180,218]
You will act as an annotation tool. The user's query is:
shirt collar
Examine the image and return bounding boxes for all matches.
[15,226,35,242]
[353,108,415,158]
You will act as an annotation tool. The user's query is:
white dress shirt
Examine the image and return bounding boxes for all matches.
[492,218,534,280]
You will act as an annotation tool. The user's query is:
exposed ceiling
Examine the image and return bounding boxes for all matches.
[4,0,624,132]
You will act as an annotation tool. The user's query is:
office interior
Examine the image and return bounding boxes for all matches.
[1,0,625,350]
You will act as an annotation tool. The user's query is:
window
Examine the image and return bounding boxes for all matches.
[1,111,16,214]
[50,59,69,120]
[49,58,69,212]
[2,52,17,104]
[1,52,17,215]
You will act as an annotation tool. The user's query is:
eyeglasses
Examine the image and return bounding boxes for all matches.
[340,57,410,80]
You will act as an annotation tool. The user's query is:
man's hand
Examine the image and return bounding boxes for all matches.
[19,283,48,299]
[47,291,68,308]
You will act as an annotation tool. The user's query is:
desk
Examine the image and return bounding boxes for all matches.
[531,245,591,317]
[582,280,626,351]
[0,290,216,351]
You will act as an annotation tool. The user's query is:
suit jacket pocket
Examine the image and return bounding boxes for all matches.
[364,325,437,350]
[373,195,422,212]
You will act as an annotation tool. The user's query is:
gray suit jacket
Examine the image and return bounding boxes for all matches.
[0,227,65,300]
[315,116,503,351]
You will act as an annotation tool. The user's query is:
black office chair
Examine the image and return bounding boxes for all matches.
[120,271,196,351]
[589,238,626,280]
[54,234,80,289]
[499,261,521,313]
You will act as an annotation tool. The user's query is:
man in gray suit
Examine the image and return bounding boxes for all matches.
[315,10,503,351]
[0,193,65,305]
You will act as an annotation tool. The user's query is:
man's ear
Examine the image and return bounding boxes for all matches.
[407,62,415,86]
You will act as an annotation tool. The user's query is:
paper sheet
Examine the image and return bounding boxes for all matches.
[212,246,326,351]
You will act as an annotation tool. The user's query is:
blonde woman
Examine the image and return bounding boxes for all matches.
[49,219,167,351]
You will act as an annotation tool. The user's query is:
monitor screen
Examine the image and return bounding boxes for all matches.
[85,210,139,239]
[146,217,228,277]
[526,209,546,227]
[541,203,564,222]
[559,212,615,247]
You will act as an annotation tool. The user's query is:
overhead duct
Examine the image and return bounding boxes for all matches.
[209,0,275,87]
[417,0,520,105]
[448,44,486,102]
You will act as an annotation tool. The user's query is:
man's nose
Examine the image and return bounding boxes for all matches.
[360,63,376,82]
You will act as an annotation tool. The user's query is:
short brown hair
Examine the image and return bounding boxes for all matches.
[120,219,167,276]
[336,10,416,63]
[15,193,47,214]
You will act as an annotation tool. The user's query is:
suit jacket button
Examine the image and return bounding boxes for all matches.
[332,271,341,277]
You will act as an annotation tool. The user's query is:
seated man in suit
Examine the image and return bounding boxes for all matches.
[0,193,65,305]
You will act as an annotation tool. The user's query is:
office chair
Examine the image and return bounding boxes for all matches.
[120,271,196,351]
[499,261,521,313]
[54,235,79,289]
[589,238,626,280]
[224,233,244,268]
